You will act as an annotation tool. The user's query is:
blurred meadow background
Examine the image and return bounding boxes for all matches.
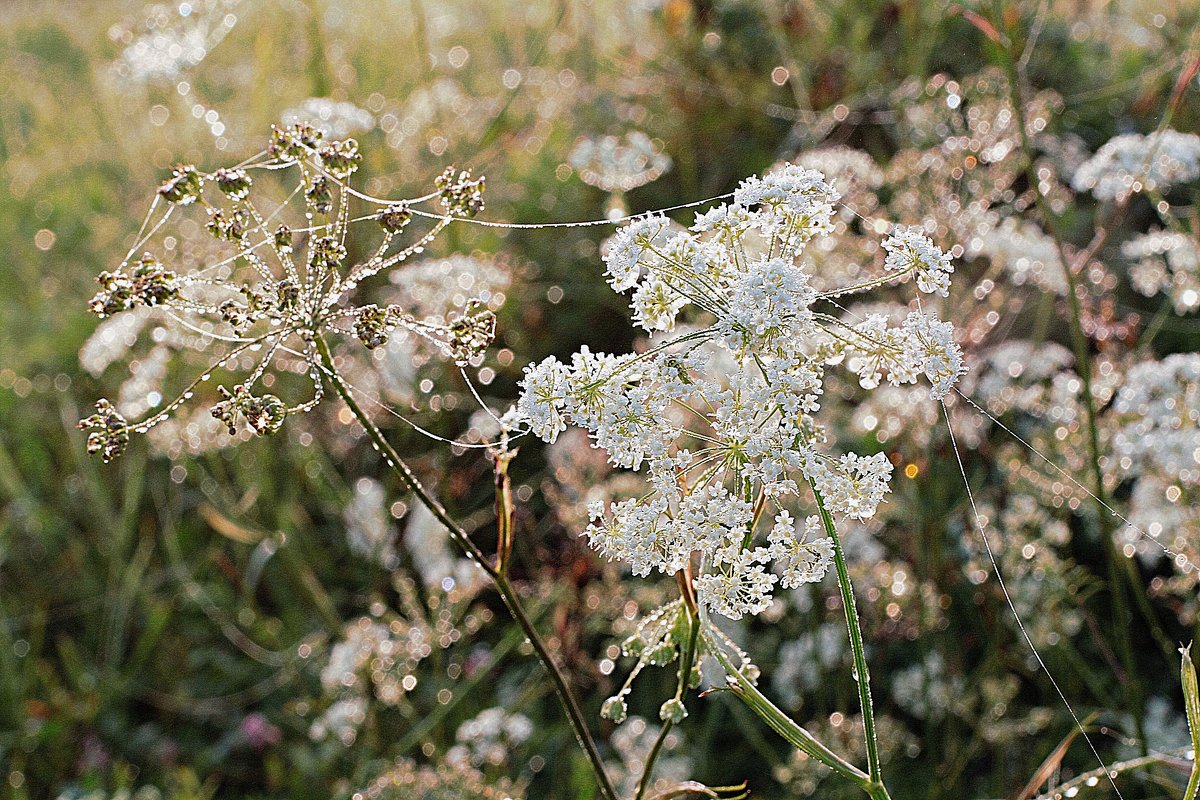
[2,1,1200,798]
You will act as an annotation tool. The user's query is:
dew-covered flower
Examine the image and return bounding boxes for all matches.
[967,217,1067,295]
[109,0,241,84]
[356,757,524,800]
[1112,354,1200,483]
[1122,229,1200,314]
[344,477,399,568]
[882,226,954,297]
[78,126,495,460]
[768,512,834,589]
[446,708,533,769]
[516,163,965,620]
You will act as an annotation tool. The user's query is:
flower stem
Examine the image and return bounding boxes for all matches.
[635,607,699,800]
[994,16,1151,751]
[699,615,886,799]
[811,485,885,788]
[315,334,618,800]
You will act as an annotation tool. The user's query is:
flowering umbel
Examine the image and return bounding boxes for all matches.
[79,124,493,458]
[517,164,966,621]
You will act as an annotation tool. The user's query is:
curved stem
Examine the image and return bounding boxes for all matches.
[811,486,884,787]
[698,612,880,796]
[315,334,618,800]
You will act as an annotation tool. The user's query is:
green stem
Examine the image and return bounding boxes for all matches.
[635,610,698,800]
[699,619,886,798]
[995,11,1149,751]
[315,334,618,800]
[811,486,885,787]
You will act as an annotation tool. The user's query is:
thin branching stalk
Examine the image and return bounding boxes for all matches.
[634,608,698,800]
[314,334,618,800]
[492,448,517,575]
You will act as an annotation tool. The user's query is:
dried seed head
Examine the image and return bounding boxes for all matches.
[600,696,628,724]
[436,166,486,218]
[211,385,287,436]
[377,203,413,233]
[306,175,334,214]
[448,303,497,366]
[206,207,250,242]
[269,122,324,162]
[78,399,130,463]
[354,305,393,350]
[81,124,493,462]
[89,253,179,317]
[311,236,347,272]
[157,163,203,205]
[659,698,688,724]
[214,167,253,200]
[276,278,300,312]
[273,224,293,254]
[318,138,362,179]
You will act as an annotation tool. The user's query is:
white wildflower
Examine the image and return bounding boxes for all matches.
[1072,129,1200,200]
[902,311,966,400]
[516,161,964,620]
[768,512,834,589]
[603,215,672,291]
[516,356,571,443]
[882,226,954,297]
[569,131,672,193]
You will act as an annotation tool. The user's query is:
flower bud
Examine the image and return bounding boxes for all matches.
[659,698,687,724]
[600,696,627,724]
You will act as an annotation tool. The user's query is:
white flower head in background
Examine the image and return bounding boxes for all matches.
[1072,129,1200,200]
[569,131,672,193]
[344,477,399,568]
[281,97,377,139]
[109,0,242,84]
[1122,229,1200,314]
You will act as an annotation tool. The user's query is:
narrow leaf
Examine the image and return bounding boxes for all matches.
[1182,643,1199,800]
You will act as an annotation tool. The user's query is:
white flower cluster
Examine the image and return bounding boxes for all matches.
[881,226,955,297]
[308,696,367,746]
[889,651,964,722]
[1113,354,1200,484]
[1122,229,1200,314]
[405,504,488,596]
[792,147,884,192]
[569,131,672,193]
[970,340,1076,419]
[516,165,965,619]
[1072,129,1200,200]
[772,622,847,705]
[109,0,241,85]
[606,716,691,799]
[967,217,1067,295]
[446,707,534,769]
[319,616,431,706]
[281,97,376,138]
[343,478,400,568]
